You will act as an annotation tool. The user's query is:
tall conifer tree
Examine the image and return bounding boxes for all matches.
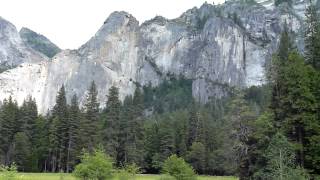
[0,96,20,165]
[103,85,121,159]
[66,94,80,172]
[51,85,69,172]
[82,81,100,151]
[305,0,320,70]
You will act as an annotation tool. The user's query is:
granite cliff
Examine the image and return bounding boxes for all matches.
[0,0,315,113]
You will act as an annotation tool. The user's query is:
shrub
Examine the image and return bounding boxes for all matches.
[0,163,18,180]
[73,148,114,180]
[124,163,140,175]
[117,170,133,180]
[117,163,140,180]
[162,155,196,180]
[253,133,310,180]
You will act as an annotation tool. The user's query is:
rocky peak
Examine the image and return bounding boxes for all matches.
[0,16,21,44]
[104,11,138,25]
[142,16,168,26]
[19,27,61,58]
[0,1,311,113]
[79,11,139,56]
[0,16,18,36]
[0,17,47,71]
[100,11,139,34]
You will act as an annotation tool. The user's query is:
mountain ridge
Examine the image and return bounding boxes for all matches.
[19,27,61,58]
[0,0,313,113]
[0,16,47,71]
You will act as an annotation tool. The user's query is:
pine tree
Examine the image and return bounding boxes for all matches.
[305,0,320,70]
[187,101,206,148]
[172,111,188,157]
[269,23,293,125]
[268,20,320,175]
[278,23,294,62]
[228,94,257,180]
[19,96,38,172]
[144,115,175,171]
[307,69,320,175]
[103,85,121,160]
[186,142,206,174]
[132,87,144,119]
[187,102,198,147]
[48,117,60,172]
[0,96,20,166]
[66,94,80,172]
[255,133,308,180]
[126,87,145,165]
[282,52,320,174]
[82,81,100,151]
[144,119,161,172]
[158,117,175,166]
[304,1,320,176]
[19,96,38,143]
[269,30,319,173]
[12,132,32,171]
[118,96,133,165]
[51,85,69,172]
[33,116,50,172]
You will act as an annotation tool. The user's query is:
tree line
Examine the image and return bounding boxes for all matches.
[0,77,235,175]
[235,1,320,179]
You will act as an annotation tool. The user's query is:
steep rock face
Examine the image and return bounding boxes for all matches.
[137,15,267,102]
[0,1,312,113]
[20,27,61,58]
[77,11,140,107]
[136,1,283,102]
[0,17,46,71]
[0,12,140,113]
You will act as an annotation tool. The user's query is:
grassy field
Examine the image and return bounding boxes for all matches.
[0,173,238,180]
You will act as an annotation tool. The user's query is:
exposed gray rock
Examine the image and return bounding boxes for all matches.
[20,27,61,58]
[0,1,310,113]
[0,17,47,72]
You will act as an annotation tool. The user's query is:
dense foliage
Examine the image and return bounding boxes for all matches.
[73,148,114,180]
[0,163,18,180]
[162,155,196,180]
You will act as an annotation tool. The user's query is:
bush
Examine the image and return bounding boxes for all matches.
[117,170,133,180]
[73,148,114,180]
[123,163,140,175]
[162,155,196,180]
[117,163,140,180]
[253,133,310,180]
[0,163,18,180]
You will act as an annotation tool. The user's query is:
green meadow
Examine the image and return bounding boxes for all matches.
[1,173,238,180]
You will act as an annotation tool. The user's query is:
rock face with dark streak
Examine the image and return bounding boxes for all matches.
[0,0,313,113]
[0,17,46,71]
[19,27,61,58]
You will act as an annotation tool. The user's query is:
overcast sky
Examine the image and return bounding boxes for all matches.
[0,0,225,49]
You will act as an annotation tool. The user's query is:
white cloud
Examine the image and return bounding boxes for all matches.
[0,0,225,49]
